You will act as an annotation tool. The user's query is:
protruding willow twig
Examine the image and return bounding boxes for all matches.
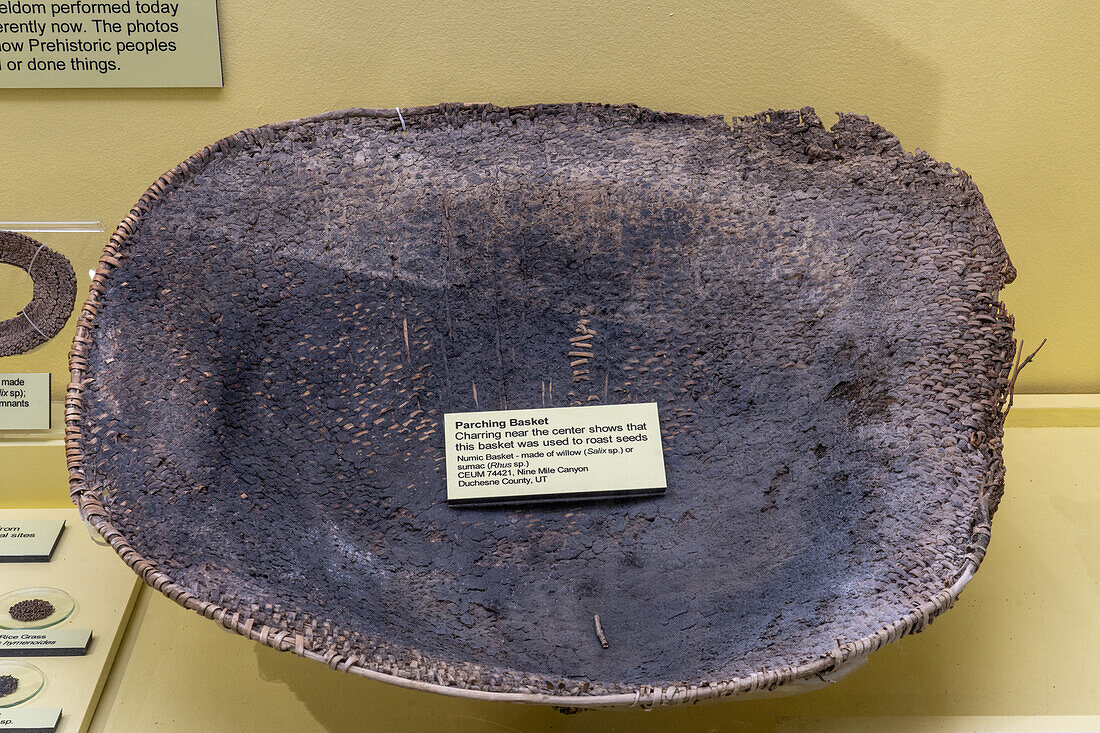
[1005,338,1046,414]
[594,614,609,649]
[402,317,411,362]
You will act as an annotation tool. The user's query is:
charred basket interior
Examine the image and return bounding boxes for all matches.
[69,103,1017,706]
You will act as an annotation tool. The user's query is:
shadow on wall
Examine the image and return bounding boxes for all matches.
[0,1,942,153]
[251,641,781,732]
[358,0,947,151]
[706,0,944,149]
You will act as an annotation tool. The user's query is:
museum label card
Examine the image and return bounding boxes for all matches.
[0,629,90,657]
[0,708,61,732]
[0,0,222,88]
[444,402,666,505]
[0,520,64,562]
[0,374,50,431]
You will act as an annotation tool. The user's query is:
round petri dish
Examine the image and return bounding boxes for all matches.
[0,587,76,630]
[0,661,46,707]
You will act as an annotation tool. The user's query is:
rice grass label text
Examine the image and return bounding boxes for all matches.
[0,628,90,656]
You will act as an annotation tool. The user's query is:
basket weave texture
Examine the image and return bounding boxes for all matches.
[0,231,77,357]
[68,104,1017,707]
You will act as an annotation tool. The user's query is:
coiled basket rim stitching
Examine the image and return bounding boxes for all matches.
[66,102,1016,708]
[0,230,77,357]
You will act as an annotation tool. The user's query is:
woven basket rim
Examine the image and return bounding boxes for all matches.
[67,102,1014,707]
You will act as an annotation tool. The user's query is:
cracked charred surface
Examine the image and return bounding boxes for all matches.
[77,103,1015,696]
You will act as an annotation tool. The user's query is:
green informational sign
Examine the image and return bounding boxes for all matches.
[0,373,50,430]
[0,519,65,562]
[0,0,221,87]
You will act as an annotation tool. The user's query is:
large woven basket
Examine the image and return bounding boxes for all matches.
[68,103,1017,707]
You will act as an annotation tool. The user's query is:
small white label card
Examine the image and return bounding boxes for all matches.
[0,373,50,431]
[0,708,61,732]
[444,402,666,505]
[0,520,65,563]
[0,629,90,657]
